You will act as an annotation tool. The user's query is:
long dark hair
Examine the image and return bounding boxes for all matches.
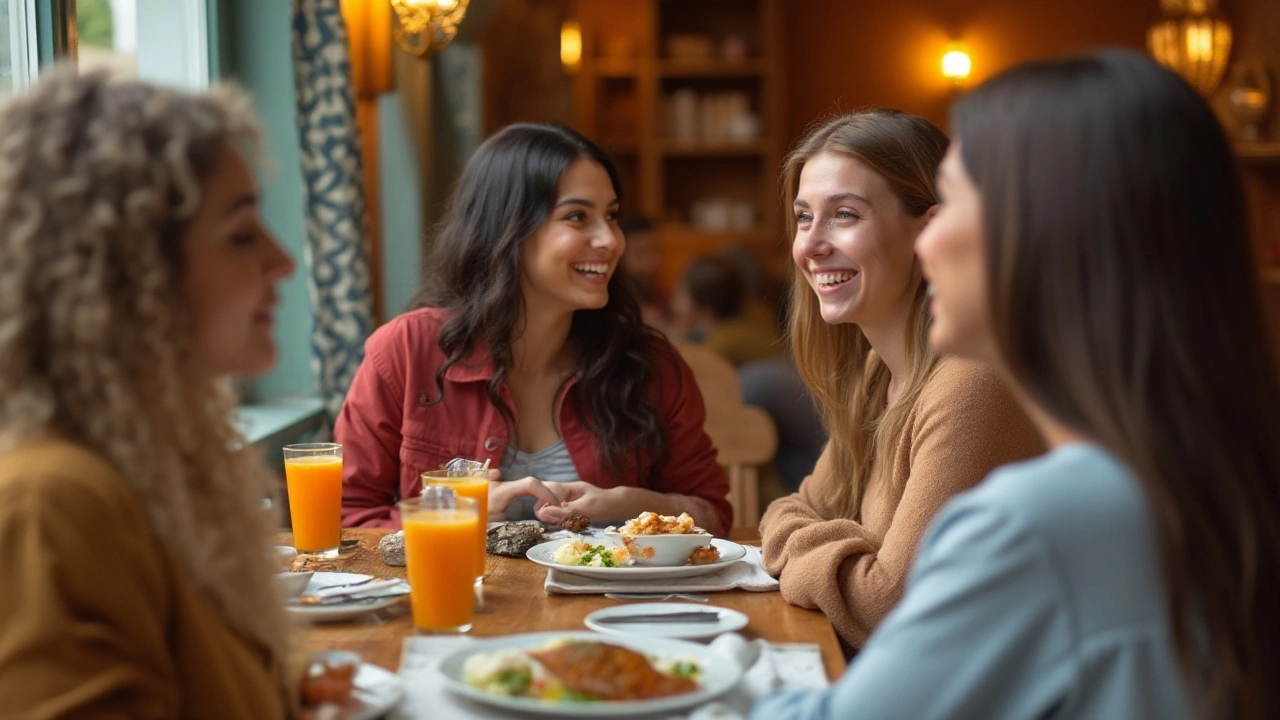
[780,110,948,519]
[413,122,668,481]
[954,49,1280,718]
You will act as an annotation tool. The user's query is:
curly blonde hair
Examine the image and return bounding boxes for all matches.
[0,67,290,677]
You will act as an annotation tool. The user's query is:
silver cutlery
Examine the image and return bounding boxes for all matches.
[603,593,709,602]
[594,611,722,624]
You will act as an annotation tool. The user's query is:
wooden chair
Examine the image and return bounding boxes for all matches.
[675,344,778,528]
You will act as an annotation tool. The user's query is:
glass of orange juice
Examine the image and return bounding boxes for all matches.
[400,489,479,633]
[283,443,343,557]
[422,467,489,585]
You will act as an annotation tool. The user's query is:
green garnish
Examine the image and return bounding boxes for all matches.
[671,661,700,679]
[575,545,616,567]
[491,668,533,695]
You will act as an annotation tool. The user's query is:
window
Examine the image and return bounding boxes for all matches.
[0,0,38,97]
[72,0,208,89]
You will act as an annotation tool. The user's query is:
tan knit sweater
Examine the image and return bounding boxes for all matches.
[759,357,1044,649]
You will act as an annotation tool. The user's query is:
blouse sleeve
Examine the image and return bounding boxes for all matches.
[334,329,407,529]
[759,361,1043,647]
[0,467,177,719]
[750,493,1073,720]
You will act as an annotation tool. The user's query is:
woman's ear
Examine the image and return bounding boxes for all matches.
[922,204,940,225]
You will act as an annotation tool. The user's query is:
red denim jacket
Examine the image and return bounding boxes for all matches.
[334,308,732,533]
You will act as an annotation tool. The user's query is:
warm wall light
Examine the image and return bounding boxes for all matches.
[389,0,470,58]
[561,21,582,73]
[941,47,972,86]
[1148,0,1231,96]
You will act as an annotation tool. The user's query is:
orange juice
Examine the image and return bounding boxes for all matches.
[423,473,488,580]
[285,455,343,553]
[402,504,478,632]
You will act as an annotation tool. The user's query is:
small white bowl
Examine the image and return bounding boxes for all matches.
[274,545,299,570]
[275,570,313,598]
[613,532,713,566]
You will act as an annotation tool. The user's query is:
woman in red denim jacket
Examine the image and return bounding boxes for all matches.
[335,123,732,535]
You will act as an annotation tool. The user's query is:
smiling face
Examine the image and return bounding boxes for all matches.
[179,143,295,378]
[519,157,624,317]
[915,144,994,361]
[792,152,930,328]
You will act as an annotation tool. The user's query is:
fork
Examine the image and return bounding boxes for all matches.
[603,592,709,602]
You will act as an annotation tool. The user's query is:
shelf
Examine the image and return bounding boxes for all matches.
[594,58,640,77]
[659,59,765,78]
[660,141,767,157]
[658,222,775,243]
[1236,142,1280,167]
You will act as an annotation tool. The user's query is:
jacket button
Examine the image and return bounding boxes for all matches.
[484,437,500,452]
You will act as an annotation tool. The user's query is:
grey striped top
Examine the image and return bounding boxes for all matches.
[498,438,579,520]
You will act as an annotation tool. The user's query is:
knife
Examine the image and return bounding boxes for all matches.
[593,611,722,624]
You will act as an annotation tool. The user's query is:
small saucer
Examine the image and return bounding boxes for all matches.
[584,602,748,640]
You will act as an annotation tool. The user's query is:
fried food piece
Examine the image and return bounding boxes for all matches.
[687,545,721,565]
[291,555,340,573]
[528,641,697,701]
[562,515,591,533]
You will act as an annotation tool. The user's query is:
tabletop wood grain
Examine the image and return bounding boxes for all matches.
[285,528,848,680]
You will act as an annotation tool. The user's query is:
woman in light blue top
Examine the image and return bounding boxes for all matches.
[753,50,1280,720]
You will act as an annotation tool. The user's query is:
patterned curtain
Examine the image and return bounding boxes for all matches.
[291,0,375,423]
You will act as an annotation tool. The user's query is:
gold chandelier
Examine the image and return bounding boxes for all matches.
[1147,0,1232,96]
[389,0,470,58]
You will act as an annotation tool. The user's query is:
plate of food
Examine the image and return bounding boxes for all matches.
[301,651,404,720]
[438,631,741,717]
[526,512,747,581]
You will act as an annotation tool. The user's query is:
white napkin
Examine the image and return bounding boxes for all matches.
[544,546,779,595]
[390,632,829,720]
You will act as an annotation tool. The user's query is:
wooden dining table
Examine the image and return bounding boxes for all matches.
[288,527,847,681]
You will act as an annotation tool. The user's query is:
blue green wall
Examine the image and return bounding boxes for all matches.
[226,1,424,402]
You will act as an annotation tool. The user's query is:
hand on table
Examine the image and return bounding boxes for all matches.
[533,481,612,525]
[487,474,561,522]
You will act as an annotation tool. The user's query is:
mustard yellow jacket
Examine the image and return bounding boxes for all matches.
[0,438,291,719]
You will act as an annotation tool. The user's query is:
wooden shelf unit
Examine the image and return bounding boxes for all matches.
[570,0,785,293]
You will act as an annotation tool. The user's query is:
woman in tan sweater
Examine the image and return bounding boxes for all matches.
[0,69,297,717]
[760,110,1043,649]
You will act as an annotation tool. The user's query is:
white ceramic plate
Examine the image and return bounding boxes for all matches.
[286,572,409,623]
[325,663,405,720]
[584,602,749,640]
[526,538,748,581]
[437,631,741,717]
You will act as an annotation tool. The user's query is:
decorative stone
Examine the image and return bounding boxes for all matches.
[486,522,544,557]
[379,530,406,566]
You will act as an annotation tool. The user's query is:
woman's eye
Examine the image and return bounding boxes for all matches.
[606,210,620,222]
[794,212,813,224]
[564,211,586,222]
[834,209,859,220]
[231,230,256,246]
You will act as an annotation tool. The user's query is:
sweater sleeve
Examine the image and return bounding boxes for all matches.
[650,345,734,536]
[750,490,1072,720]
[334,326,407,529]
[761,360,1044,647]
[0,463,176,719]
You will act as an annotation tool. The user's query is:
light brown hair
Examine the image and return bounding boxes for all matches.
[781,110,948,518]
[0,67,291,681]
[954,50,1280,718]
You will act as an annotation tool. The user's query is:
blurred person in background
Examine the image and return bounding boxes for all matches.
[755,49,1280,720]
[0,69,298,717]
[668,253,781,367]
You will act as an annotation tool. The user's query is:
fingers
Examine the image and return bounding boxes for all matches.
[487,468,502,483]
[535,503,572,525]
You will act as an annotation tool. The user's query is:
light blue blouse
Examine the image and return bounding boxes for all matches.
[752,443,1195,719]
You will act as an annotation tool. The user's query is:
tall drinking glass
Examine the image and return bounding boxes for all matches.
[400,491,479,633]
[283,443,343,557]
[422,468,489,585]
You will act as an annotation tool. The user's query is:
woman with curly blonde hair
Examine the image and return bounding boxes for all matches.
[0,68,297,717]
